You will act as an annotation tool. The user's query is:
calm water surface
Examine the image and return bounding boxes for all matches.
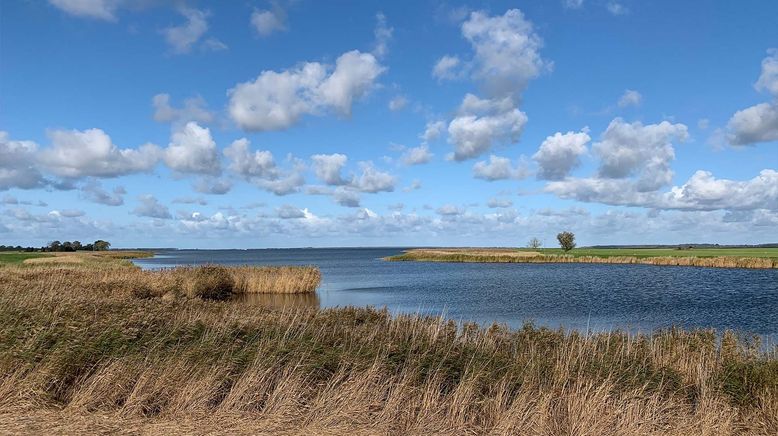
[133,248,778,335]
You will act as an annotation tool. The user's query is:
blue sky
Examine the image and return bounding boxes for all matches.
[1,0,777,248]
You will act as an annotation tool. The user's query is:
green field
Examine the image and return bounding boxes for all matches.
[532,247,778,258]
[0,252,51,264]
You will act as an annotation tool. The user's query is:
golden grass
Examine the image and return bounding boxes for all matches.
[20,250,153,265]
[388,248,778,269]
[0,261,776,434]
[231,266,322,294]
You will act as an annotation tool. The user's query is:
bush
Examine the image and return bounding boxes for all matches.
[189,265,234,300]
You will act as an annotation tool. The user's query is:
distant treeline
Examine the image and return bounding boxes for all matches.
[588,243,778,249]
[0,240,111,252]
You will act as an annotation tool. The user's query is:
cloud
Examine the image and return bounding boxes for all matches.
[593,118,688,191]
[546,169,778,212]
[756,49,778,97]
[606,2,628,15]
[251,6,286,37]
[618,89,642,108]
[436,204,465,216]
[448,94,527,161]
[276,204,306,219]
[39,128,159,179]
[388,95,407,111]
[310,153,349,185]
[725,50,778,146]
[152,94,214,125]
[461,9,549,98]
[163,7,209,54]
[58,209,85,218]
[400,145,433,165]
[473,155,529,181]
[432,55,462,80]
[420,120,446,144]
[487,198,513,208]
[0,132,46,190]
[333,187,361,207]
[172,196,207,206]
[563,0,584,9]
[49,0,122,21]
[225,138,278,180]
[727,102,778,146]
[80,180,125,206]
[661,170,778,211]
[352,162,396,193]
[192,177,232,195]
[403,179,421,192]
[201,37,228,52]
[133,194,172,219]
[532,129,590,180]
[224,138,305,195]
[228,50,385,131]
[163,122,221,176]
[373,12,393,58]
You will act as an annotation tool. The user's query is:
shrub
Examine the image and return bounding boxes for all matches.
[189,265,234,300]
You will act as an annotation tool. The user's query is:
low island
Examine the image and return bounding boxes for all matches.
[386,237,778,269]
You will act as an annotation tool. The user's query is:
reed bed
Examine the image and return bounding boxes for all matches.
[388,249,778,269]
[0,262,776,434]
[231,265,322,294]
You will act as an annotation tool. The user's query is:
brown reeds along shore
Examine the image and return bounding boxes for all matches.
[386,248,778,269]
[0,255,777,434]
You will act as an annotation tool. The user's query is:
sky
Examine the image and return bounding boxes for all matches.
[1,0,777,249]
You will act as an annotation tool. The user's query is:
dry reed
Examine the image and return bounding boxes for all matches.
[0,262,776,435]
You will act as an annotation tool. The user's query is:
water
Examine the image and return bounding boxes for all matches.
[133,248,778,335]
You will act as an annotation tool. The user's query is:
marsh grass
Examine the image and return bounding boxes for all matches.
[388,249,778,269]
[0,262,776,434]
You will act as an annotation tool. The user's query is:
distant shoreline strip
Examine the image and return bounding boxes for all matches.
[386,251,778,269]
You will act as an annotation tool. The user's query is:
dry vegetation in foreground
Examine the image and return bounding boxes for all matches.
[0,261,776,435]
[387,248,778,269]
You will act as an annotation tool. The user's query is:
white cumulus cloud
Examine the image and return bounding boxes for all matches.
[39,128,160,179]
[473,155,529,181]
[227,50,385,131]
[532,129,590,180]
[448,94,527,161]
[163,122,221,176]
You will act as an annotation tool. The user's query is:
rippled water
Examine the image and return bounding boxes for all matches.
[133,248,778,335]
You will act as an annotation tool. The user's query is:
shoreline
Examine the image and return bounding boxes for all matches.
[385,248,778,269]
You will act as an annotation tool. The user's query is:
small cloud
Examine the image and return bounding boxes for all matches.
[606,2,628,15]
[618,89,642,108]
[133,195,172,219]
[251,6,286,37]
[373,12,393,58]
[388,95,408,112]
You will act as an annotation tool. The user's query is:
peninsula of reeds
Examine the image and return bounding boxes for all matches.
[386,248,778,269]
[0,253,776,434]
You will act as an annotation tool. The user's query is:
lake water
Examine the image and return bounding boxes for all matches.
[133,248,778,336]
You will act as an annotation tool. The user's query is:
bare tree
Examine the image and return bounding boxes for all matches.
[557,231,576,252]
[527,237,542,249]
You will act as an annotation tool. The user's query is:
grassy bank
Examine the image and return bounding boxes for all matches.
[387,248,778,269]
[0,250,153,266]
[0,261,776,434]
[0,252,52,264]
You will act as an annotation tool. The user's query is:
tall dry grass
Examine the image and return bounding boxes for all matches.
[231,265,322,294]
[389,249,778,269]
[0,263,776,434]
